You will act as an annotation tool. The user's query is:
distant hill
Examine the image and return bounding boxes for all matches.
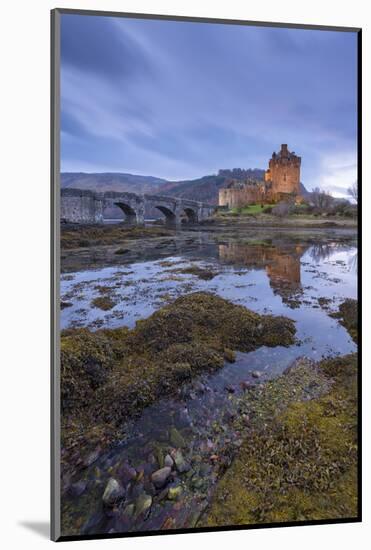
[162,169,265,204]
[61,172,167,194]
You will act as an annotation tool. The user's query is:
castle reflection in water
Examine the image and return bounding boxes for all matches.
[218,242,306,306]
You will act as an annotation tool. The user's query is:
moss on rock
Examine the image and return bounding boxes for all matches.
[91,296,116,311]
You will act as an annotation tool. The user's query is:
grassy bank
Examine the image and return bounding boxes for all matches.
[214,212,357,229]
[202,300,359,526]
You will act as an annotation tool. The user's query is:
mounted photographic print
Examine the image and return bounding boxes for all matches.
[51,8,361,541]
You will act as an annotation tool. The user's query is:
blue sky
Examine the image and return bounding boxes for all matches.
[61,14,358,196]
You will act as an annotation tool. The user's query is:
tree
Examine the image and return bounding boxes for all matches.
[311,187,333,210]
[347,182,358,204]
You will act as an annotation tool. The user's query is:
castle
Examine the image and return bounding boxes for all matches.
[218,144,302,208]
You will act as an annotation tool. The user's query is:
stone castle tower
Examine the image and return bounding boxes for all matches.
[265,144,301,200]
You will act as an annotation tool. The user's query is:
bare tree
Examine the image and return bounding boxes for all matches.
[311,187,333,210]
[348,182,358,204]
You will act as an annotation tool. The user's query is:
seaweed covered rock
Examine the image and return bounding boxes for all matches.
[130,292,296,353]
[61,327,129,413]
[337,299,358,343]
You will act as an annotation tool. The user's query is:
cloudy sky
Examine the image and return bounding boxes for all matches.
[60,14,358,196]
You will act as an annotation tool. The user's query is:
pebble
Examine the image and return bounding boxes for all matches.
[102,478,125,506]
[172,450,190,473]
[135,493,152,517]
[151,466,172,488]
[251,370,263,378]
[164,454,174,467]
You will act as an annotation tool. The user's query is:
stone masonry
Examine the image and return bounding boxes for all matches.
[60,188,217,225]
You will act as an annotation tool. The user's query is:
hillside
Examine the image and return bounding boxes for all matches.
[61,172,167,194]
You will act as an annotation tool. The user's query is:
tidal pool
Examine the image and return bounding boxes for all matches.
[60,228,357,535]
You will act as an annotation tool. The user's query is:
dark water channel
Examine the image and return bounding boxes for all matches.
[61,227,357,535]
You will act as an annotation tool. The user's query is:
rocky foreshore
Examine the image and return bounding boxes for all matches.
[201,299,359,526]
[61,292,296,478]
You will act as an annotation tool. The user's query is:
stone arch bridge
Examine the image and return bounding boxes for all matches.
[61,188,217,225]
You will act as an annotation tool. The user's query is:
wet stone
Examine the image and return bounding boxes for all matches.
[102,478,125,507]
[251,370,263,378]
[172,449,190,473]
[135,493,152,518]
[164,454,174,468]
[151,466,172,488]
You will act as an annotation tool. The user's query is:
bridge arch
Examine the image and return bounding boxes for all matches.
[182,207,198,224]
[114,201,137,223]
[155,205,177,223]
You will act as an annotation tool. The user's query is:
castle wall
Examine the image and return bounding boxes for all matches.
[218,185,265,208]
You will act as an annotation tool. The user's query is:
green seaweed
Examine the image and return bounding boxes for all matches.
[91,296,116,311]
